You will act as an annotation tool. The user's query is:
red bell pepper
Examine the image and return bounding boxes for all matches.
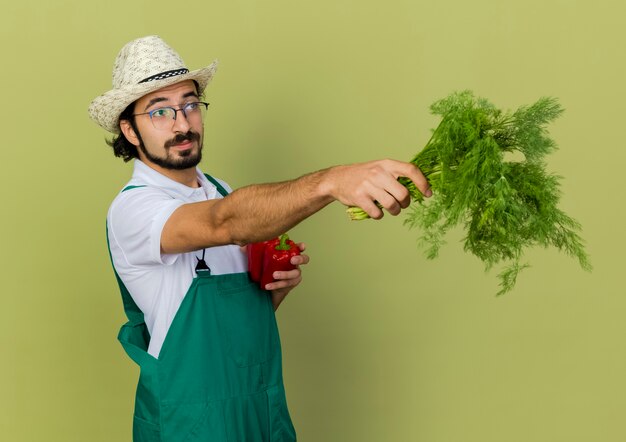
[260,234,301,290]
[247,238,279,282]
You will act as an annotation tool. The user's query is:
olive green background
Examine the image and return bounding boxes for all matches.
[1,0,624,440]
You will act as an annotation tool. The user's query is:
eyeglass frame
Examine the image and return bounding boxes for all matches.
[132,101,209,129]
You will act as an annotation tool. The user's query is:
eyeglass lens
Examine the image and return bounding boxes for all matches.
[150,103,207,129]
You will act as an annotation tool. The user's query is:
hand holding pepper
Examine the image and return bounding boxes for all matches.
[246,236,309,309]
[247,234,307,291]
[266,243,308,311]
[260,234,302,290]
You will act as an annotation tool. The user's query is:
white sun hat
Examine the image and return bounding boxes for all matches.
[88,35,218,133]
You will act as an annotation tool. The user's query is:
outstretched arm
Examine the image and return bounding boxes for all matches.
[161,159,431,254]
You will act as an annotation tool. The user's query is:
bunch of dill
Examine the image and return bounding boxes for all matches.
[348,91,591,295]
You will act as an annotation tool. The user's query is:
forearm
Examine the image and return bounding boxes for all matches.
[219,169,334,244]
[162,168,335,253]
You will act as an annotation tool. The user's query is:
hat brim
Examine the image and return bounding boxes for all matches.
[88,60,218,133]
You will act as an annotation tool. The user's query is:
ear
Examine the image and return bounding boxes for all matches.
[119,119,141,147]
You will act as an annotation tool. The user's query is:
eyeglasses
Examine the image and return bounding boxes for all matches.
[133,101,209,130]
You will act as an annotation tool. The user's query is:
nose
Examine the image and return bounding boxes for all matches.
[172,108,191,132]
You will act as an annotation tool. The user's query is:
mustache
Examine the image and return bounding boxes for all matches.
[164,131,201,149]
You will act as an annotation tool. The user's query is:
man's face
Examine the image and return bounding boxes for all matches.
[126,80,204,170]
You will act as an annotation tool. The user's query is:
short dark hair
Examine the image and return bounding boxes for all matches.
[106,102,139,162]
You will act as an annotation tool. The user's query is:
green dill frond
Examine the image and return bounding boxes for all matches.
[509,97,564,162]
[497,262,530,296]
[347,91,591,295]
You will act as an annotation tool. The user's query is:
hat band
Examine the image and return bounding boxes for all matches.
[138,68,190,84]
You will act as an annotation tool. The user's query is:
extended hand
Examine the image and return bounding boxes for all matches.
[323,159,432,219]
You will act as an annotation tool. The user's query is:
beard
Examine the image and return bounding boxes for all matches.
[138,130,203,170]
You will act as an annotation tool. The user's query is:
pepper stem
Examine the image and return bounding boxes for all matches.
[275,234,291,250]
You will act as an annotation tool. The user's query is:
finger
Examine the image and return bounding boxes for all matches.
[406,167,432,197]
[273,268,302,280]
[394,162,431,197]
[266,275,302,291]
[370,187,401,216]
[290,253,310,266]
[297,242,307,252]
[357,197,384,220]
[388,179,412,208]
[369,161,416,207]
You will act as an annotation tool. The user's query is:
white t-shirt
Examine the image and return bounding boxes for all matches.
[107,160,247,358]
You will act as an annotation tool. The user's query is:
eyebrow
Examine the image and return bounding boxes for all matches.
[144,97,168,111]
[143,91,199,111]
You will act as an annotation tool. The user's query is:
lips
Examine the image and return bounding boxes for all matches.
[164,130,201,150]
[171,140,193,150]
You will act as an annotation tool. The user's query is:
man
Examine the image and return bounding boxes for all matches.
[89,35,431,442]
